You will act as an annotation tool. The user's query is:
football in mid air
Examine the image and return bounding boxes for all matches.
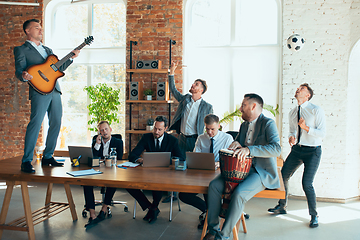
[287,34,305,52]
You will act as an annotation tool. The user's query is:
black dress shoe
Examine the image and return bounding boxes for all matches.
[148,207,160,223]
[96,211,106,221]
[198,218,205,229]
[143,208,153,221]
[268,204,287,214]
[84,217,100,228]
[21,162,35,173]
[42,157,64,167]
[309,215,319,228]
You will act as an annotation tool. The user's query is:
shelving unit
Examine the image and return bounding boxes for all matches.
[126,39,176,153]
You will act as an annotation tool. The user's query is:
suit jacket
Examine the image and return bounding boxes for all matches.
[168,75,213,134]
[129,132,185,163]
[92,136,124,160]
[14,41,73,100]
[235,113,281,189]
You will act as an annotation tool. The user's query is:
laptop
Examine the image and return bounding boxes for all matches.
[142,152,171,167]
[68,146,94,164]
[186,152,216,170]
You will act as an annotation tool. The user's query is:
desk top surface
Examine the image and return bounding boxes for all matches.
[0,156,219,194]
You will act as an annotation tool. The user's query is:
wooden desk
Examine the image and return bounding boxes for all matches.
[0,156,219,240]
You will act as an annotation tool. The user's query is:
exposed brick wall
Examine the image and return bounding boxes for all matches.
[0,2,44,160]
[126,0,183,150]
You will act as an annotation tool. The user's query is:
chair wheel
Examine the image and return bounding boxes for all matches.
[82,210,87,218]
[244,213,250,219]
[108,213,112,218]
[124,206,129,212]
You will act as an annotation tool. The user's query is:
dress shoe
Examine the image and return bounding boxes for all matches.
[143,208,153,221]
[21,162,35,173]
[96,210,106,221]
[42,157,64,167]
[198,212,206,229]
[268,204,287,214]
[309,215,319,228]
[84,217,100,228]
[148,207,160,223]
[162,192,178,203]
[203,232,215,240]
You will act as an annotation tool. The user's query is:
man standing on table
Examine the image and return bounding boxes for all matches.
[165,60,213,203]
[203,93,281,240]
[14,19,80,173]
[268,83,325,228]
[126,116,184,224]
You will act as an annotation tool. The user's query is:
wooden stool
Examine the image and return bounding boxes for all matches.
[200,210,247,240]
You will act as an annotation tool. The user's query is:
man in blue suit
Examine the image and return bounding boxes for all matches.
[203,93,281,240]
[14,19,80,173]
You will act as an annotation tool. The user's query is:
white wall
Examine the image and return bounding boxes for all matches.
[282,0,360,201]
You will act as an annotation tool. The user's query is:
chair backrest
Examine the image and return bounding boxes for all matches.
[226,131,238,140]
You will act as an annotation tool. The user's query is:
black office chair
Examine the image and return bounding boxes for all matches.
[82,134,129,218]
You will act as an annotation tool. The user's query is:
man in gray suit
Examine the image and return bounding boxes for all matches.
[203,93,281,240]
[14,19,80,173]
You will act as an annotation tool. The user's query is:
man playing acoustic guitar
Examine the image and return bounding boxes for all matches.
[14,19,80,173]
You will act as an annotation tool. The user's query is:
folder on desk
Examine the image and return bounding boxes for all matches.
[66,168,103,177]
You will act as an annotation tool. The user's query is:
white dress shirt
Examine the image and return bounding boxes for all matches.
[154,134,165,149]
[194,131,234,162]
[94,136,112,157]
[289,101,326,146]
[181,98,202,135]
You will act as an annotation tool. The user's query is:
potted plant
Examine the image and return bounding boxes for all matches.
[146,118,154,131]
[84,83,121,132]
[144,88,154,100]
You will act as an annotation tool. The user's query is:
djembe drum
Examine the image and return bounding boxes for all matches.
[219,149,252,218]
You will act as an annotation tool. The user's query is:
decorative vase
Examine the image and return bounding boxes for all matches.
[146,95,152,100]
[146,125,154,131]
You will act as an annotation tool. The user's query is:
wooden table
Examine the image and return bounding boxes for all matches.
[0,156,219,240]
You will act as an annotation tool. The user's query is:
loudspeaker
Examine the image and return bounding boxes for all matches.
[136,60,162,69]
[156,81,169,101]
[129,81,143,100]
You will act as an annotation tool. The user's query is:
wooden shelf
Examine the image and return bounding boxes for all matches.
[126,100,174,104]
[126,69,169,74]
[126,130,175,134]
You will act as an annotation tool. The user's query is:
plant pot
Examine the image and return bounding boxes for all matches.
[146,125,154,131]
[146,95,152,100]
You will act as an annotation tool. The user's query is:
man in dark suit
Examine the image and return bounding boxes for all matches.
[84,121,123,227]
[14,19,80,173]
[165,60,213,203]
[203,94,281,240]
[126,116,184,223]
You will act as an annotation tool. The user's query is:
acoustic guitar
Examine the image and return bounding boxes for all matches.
[27,36,94,95]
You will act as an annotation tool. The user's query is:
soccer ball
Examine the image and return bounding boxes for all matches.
[287,34,305,52]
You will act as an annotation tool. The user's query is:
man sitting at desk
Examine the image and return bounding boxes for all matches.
[83,120,123,227]
[126,116,184,223]
[203,94,281,240]
[179,114,233,229]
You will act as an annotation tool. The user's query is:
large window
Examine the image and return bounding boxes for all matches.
[185,0,280,131]
[45,0,126,148]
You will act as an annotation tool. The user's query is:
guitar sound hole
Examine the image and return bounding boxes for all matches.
[38,70,49,82]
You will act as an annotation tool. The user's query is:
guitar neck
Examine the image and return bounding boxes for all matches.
[54,42,87,69]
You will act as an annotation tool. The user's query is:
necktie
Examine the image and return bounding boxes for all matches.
[210,138,214,153]
[155,139,160,151]
[297,106,301,144]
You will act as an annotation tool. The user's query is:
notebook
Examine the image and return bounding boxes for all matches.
[186,152,216,170]
[68,146,94,164]
[142,152,171,167]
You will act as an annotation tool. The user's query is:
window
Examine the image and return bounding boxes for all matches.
[185,0,280,131]
[45,0,126,148]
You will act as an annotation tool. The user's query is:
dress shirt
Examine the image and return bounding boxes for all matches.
[244,117,258,147]
[194,131,234,162]
[94,136,112,157]
[154,134,164,149]
[26,40,48,59]
[289,101,326,146]
[180,97,202,135]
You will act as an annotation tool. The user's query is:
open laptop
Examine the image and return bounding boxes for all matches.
[186,152,216,170]
[68,146,94,164]
[142,152,171,167]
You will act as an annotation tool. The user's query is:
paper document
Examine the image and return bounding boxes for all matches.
[117,161,140,168]
[66,168,103,177]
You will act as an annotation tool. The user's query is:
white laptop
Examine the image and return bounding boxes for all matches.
[68,146,94,164]
[142,152,171,168]
[186,152,216,171]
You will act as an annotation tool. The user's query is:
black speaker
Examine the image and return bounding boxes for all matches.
[156,81,169,101]
[129,81,143,100]
[136,60,162,69]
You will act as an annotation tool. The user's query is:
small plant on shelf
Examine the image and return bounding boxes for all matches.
[144,88,154,100]
[146,118,154,131]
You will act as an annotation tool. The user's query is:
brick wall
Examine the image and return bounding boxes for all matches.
[126,0,183,150]
[282,0,360,201]
[0,2,44,160]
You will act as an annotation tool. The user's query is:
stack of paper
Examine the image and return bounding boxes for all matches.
[66,168,103,177]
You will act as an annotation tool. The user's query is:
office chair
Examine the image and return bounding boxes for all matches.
[82,134,129,218]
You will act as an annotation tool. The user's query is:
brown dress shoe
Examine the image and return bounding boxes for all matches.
[203,232,215,240]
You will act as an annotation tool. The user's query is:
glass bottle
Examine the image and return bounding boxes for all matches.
[110,148,117,167]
